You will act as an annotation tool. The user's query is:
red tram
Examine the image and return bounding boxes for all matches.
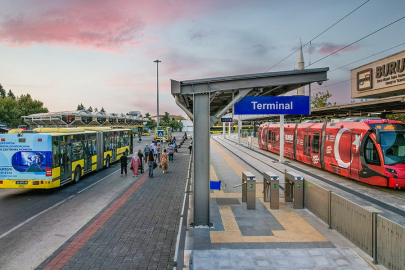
[258,118,405,188]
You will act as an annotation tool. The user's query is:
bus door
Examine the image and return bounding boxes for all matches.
[60,144,72,184]
[303,132,311,164]
[112,132,117,161]
[350,133,361,180]
[83,140,92,173]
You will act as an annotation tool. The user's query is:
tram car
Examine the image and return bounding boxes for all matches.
[258,118,405,188]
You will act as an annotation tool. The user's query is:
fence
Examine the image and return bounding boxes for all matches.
[304,179,405,269]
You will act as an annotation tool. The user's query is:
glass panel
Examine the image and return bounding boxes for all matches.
[313,134,320,153]
[365,138,380,165]
[381,132,405,165]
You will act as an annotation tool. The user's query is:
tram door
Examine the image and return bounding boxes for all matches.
[303,133,311,164]
[350,133,361,180]
[83,141,92,173]
[60,144,72,184]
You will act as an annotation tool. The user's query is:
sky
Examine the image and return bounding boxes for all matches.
[1,0,405,118]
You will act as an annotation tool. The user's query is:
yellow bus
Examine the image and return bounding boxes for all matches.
[0,127,132,189]
[241,125,254,133]
[155,126,172,141]
[210,125,238,134]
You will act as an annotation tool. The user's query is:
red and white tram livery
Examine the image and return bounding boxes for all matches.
[258,119,405,188]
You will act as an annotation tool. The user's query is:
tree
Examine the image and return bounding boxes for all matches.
[94,108,98,112]
[311,90,336,108]
[169,119,183,131]
[145,119,157,130]
[145,112,151,119]
[87,106,93,112]
[387,114,405,123]
[77,103,85,110]
[7,89,16,100]
[100,107,106,113]
[18,94,48,122]
[0,84,5,98]
[162,112,170,123]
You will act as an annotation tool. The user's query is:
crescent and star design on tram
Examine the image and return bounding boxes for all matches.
[258,118,405,188]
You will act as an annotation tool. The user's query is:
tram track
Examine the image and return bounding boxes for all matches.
[213,136,405,219]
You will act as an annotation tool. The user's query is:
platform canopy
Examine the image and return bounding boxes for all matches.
[172,67,329,125]
[171,67,329,227]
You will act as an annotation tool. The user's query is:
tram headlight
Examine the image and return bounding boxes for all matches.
[385,168,397,174]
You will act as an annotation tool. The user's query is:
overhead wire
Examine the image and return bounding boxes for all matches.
[265,0,370,72]
[306,15,405,68]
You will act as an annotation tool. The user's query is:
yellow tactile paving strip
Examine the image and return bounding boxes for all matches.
[210,139,328,243]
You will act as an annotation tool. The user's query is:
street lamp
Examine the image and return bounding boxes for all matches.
[154,60,161,128]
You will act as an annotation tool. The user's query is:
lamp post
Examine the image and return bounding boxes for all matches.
[154,60,161,128]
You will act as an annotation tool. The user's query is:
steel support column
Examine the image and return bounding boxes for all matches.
[193,93,210,226]
[279,115,284,163]
[223,122,225,138]
[238,115,241,145]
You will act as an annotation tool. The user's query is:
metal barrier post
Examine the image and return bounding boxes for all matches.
[246,178,256,210]
[285,171,304,209]
[263,172,279,209]
[242,172,254,203]
[372,212,378,265]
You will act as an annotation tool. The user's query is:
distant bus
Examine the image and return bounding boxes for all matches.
[155,127,172,141]
[210,125,237,134]
[0,127,132,189]
[241,125,254,133]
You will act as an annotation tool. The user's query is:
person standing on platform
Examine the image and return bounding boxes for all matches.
[130,153,139,177]
[157,142,161,162]
[146,150,155,178]
[144,143,150,163]
[189,137,193,154]
[137,150,144,172]
[168,142,174,161]
[161,149,168,173]
[120,152,128,177]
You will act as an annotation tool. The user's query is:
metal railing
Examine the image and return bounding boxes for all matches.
[173,155,193,270]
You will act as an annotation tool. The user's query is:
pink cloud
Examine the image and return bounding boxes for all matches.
[0,0,228,52]
[306,42,360,56]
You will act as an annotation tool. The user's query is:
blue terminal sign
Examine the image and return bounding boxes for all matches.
[221,117,233,123]
[234,96,310,115]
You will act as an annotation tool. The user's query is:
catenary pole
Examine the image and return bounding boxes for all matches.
[154,60,161,128]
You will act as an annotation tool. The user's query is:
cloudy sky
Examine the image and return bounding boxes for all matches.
[0,0,404,117]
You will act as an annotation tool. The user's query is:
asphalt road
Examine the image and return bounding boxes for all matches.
[0,134,162,270]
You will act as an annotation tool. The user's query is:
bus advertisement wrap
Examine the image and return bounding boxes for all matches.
[0,135,52,179]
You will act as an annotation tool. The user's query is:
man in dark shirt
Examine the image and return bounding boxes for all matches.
[120,152,128,176]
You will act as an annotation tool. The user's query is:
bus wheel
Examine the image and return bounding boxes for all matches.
[73,167,81,184]
[106,156,110,168]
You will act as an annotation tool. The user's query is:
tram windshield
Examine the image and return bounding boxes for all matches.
[380,132,405,165]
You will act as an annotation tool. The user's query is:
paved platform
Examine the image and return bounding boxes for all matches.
[184,138,381,270]
[37,145,191,270]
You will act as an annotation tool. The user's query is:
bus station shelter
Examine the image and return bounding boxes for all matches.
[171,67,329,226]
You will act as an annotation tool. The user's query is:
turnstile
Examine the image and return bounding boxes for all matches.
[263,171,279,209]
[242,172,255,203]
[285,171,304,209]
[242,172,256,209]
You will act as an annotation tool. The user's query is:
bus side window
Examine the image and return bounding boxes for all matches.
[92,139,97,155]
[52,138,60,168]
[365,138,380,165]
[312,133,320,153]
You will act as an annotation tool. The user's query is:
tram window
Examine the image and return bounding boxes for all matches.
[304,135,307,150]
[268,130,272,141]
[365,138,380,165]
[312,134,320,153]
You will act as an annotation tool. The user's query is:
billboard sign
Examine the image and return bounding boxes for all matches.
[234,96,310,115]
[351,50,405,98]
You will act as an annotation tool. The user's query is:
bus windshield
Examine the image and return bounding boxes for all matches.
[380,132,405,165]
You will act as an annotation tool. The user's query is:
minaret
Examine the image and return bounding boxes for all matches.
[297,40,305,96]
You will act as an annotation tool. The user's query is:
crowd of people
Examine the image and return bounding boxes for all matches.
[120,132,192,178]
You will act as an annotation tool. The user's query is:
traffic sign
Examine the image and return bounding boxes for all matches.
[157,131,164,137]
[234,96,310,115]
[221,117,233,123]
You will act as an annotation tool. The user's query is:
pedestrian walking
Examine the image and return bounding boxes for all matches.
[173,136,176,143]
[144,143,150,161]
[151,142,157,159]
[184,132,187,140]
[130,153,139,176]
[161,149,168,173]
[157,142,161,162]
[138,133,142,143]
[168,142,174,161]
[189,137,193,154]
[120,152,128,176]
[146,150,155,178]
[137,150,144,173]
